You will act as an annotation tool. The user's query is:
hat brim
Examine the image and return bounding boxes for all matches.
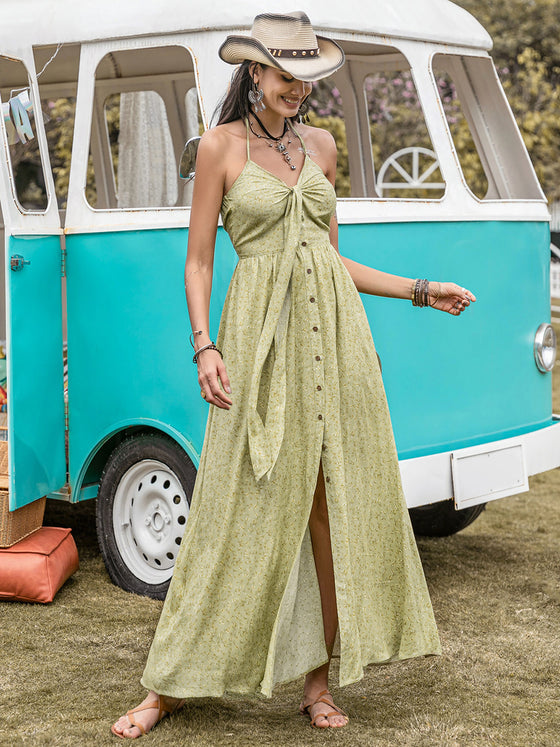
[219,34,345,82]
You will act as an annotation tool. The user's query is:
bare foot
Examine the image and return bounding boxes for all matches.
[111,691,184,739]
[300,688,348,729]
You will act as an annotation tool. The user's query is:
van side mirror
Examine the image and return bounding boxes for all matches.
[179,136,200,182]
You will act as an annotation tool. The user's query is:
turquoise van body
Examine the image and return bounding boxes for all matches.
[64,218,552,500]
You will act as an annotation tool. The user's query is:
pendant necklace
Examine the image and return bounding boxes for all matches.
[249,113,296,170]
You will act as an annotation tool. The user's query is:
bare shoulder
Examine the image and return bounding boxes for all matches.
[198,121,246,161]
[295,122,337,181]
[297,123,337,157]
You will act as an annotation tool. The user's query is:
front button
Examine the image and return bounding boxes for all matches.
[310,297,315,303]
[318,414,323,420]
[302,241,307,247]
[315,355,321,361]
[317,385,322,391]
[307,268,312,274]
[326,476,331,483]
[312,326,318,332]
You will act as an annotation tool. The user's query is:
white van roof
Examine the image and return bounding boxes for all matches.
[4,0,492,51]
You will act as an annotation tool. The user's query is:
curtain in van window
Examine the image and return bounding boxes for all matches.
[117,91,177,209]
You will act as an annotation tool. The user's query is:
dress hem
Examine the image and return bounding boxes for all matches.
[140,647,441,701]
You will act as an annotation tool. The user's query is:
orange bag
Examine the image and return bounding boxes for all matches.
[0,527,79,603]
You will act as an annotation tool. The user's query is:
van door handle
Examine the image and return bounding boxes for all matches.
[10,254,30,271]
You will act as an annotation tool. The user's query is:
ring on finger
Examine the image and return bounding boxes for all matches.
[201,389,206,399]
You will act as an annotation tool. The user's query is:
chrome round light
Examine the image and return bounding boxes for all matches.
[534,323,557,372]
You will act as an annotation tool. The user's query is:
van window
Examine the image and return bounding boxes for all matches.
[308,78,350,197]
[0,57,48,211]
[102,90,178,209]
[432,54,543,200]
[364,70,444,199]
[318,40,446,200]
[38,97,77,210]
[87,45,201,210]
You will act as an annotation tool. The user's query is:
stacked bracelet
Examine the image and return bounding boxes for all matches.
[189,329,205,348]
[193,343,223,364]
[412,278,431,307]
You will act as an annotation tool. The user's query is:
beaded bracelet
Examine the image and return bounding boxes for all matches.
[193,342,223,364]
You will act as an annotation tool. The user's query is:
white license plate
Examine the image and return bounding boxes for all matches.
[451,441,528,510]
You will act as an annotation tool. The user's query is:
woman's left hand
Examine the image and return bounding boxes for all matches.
[429,282,476,315]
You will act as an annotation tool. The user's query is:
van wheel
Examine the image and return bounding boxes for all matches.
[96,434,196,599]
[409,499,486,537]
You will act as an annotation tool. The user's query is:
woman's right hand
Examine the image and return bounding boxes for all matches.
[197,349,232,409]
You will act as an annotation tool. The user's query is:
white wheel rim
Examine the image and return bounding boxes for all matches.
[112,459,189,585]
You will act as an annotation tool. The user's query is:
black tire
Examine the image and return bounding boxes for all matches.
[96,433,196,598]
[409,499,486,537]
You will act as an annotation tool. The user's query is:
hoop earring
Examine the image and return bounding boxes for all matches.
[248,82,266,113]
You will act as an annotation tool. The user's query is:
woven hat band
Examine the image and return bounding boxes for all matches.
[268,47,320,58]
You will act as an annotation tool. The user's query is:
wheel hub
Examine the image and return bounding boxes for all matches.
[144,502,171,535]
[113,459,190,584]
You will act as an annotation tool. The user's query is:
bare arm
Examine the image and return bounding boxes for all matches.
[323,133,476,313]
[185,130,232,408]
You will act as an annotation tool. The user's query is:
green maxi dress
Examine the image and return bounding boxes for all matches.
[141,125,441,699]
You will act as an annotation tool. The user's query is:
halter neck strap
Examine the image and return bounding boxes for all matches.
[288,120,306,155]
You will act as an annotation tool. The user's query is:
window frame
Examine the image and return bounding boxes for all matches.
[0,53,58,223]
[322,33,547,225]
[428,51,545,203]
[65,35,210,234]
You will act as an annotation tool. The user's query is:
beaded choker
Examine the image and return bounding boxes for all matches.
[248,114,296,170]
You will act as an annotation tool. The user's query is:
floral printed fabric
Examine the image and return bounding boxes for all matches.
[141,138,441,699]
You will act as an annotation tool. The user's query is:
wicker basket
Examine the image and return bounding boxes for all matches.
[0,440,46,547]
[0,438,7,485]
[0,492,46,547]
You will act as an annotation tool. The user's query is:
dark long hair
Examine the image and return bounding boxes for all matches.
[216,61,254,125]
[215,61,310,126]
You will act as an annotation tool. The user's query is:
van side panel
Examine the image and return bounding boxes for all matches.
[64,228,237,494]
[65,219,549,494]
[340,219,551,458]
[7,234,66,508]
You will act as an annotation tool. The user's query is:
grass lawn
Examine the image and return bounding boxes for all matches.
[1,342,560,745]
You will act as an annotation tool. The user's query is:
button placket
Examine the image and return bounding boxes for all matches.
[301,240,325,429]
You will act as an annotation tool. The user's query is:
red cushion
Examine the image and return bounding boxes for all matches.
[0,527,79,603]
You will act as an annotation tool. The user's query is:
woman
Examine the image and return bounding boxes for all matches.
[112,11,475,738]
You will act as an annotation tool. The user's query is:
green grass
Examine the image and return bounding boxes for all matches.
[2,361,560,745]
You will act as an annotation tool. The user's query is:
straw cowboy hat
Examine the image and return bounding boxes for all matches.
[219,11,345,82]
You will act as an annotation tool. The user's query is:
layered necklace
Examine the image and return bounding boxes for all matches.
[249,113,296,171]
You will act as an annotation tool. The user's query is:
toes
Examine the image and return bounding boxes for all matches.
[112,717,141,739]
[122,726,142,739]
[314,715,330,729]
[327,711,348,728]
[329,715,348,728]
[112,717,127,735]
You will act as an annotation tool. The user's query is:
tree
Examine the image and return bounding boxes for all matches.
[455,0,560,81]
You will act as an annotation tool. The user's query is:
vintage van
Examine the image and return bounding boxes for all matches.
[0,0,557,597]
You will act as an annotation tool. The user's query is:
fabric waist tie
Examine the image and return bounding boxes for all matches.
[247,185,303,481]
